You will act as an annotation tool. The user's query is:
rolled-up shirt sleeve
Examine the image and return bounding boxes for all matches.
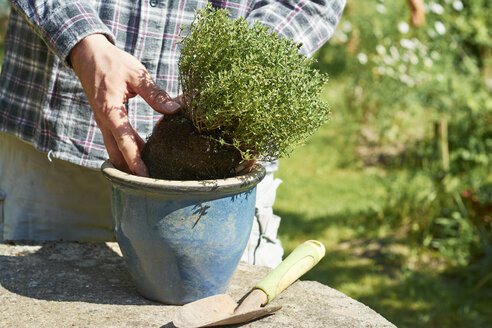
[246,0,346,57]
[8,0,115,66]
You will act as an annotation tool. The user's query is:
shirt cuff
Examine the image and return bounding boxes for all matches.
[246,0,345,57]
[41,2,115,66]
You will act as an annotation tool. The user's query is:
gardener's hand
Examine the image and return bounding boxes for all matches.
[69,34,181,176]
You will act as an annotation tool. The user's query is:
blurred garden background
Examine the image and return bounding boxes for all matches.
[0,1,490,327]
[276,1,491,327]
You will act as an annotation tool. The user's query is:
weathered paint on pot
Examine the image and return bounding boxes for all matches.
[101,160,265,304]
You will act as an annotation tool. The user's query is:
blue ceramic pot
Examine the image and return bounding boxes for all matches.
[101,160,265,304]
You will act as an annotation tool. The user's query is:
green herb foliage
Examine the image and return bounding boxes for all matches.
[178,5,330,161]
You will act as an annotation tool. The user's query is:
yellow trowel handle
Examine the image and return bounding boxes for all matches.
[254,240,326,304]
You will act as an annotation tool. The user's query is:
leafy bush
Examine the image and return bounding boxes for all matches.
[178,5,330,161]
[317,0,491,171]
[315,0,492,276]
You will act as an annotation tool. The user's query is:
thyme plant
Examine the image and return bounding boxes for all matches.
[178,5,330,161]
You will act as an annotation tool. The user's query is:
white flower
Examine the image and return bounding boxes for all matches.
[342,21,352,33]
[453,0,463,11]
[485,78,492,92]
[376,45,386,55]
[334,30,348,43]
[423,57,433,67]
[357,53,368,65]
[398,21,410,34]
[400,74,415,87]
[430,2,444,15]
[354,86,363,99]
[390,46,400,60]
[428,29,437,39]
[376,66,386,75]
[412,38,424,47]
[400,38,415,50]
[412,38,427,54]
[376,4,387,14]
[431,51,440,60]
[435,21,446,35]
[409,54,419,65]
[383,55,394,65]
[398,64,407,73]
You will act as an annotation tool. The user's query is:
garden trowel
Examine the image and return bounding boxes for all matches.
[173,240,326,328]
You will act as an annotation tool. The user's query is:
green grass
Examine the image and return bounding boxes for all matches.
[274,119,492,327]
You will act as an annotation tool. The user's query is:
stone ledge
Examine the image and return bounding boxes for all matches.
[0,242,396,328]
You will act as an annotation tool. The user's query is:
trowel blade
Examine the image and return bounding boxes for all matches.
[172,293,281,328]
[201,305,281,327]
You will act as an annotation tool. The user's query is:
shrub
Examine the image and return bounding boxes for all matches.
[316,0,492,172]
[315,0,492,275]
[178,5,330,161]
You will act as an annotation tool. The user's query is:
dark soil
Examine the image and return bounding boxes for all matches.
[141,113,243,180]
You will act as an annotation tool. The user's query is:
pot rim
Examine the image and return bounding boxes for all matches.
[101,160,266,194]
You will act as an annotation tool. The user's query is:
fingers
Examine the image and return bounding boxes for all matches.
[174,94,185,108]
[235,159,256,175]
[97,105,149,177]
[99,124,131,173]
[155,95,185,127]
[131,70,182,114]
[132,125,146,151]
[109,106,149,177]
[71,35,175,177]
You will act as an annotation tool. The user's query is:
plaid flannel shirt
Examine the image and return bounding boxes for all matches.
[0,0,345,168]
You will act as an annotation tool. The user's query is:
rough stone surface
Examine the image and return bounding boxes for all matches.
[0,242,396,328]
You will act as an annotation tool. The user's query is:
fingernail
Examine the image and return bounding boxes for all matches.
[163,101,181,113]
[137,167,149,178]
[134,162,149,177]
[155,116,164,128]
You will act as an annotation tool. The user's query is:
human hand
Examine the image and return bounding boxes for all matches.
[69,34,181,176]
